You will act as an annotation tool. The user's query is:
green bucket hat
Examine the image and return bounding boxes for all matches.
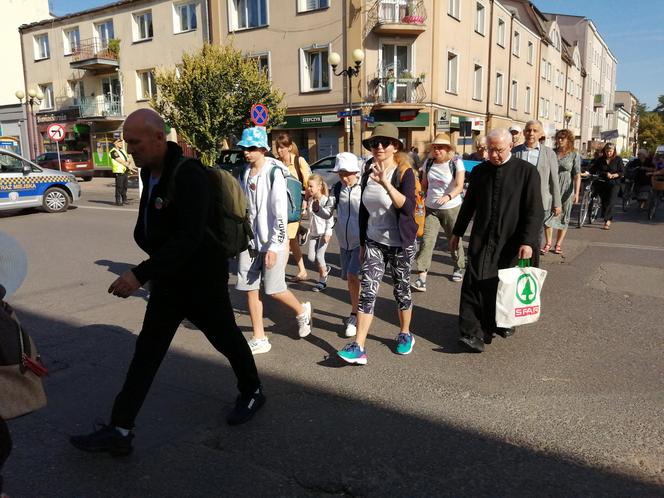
[362,122,403,151]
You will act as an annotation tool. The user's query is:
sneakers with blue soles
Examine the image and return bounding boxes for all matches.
[337,342,367,365]
[395,332,415,355]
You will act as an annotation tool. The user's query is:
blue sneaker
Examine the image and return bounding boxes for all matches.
[395,332,415,355]
[337,342,367,365]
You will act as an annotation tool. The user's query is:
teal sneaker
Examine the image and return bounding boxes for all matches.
[395,332,415,355]
[337,342,367,365]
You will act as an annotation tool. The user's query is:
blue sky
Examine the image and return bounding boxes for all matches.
[50,0,663,109]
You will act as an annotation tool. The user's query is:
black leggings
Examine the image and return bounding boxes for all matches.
[0,417,11,493]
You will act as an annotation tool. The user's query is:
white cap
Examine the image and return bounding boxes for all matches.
[0,232,28,300]
[333,152,361,173]
[509,125,522,134]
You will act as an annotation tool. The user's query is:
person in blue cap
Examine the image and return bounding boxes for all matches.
[235,126,314,355]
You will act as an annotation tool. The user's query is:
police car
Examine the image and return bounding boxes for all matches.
[0,149,81,213]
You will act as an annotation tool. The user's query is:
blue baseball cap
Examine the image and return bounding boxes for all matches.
[237,126,270,150]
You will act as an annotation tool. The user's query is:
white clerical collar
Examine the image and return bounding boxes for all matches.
[500,153,513,165]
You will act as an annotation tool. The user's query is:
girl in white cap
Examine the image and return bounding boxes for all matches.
[313,152,362,336]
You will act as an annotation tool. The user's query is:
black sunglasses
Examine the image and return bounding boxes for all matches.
[368,138,395,149]
[240,146,260,152]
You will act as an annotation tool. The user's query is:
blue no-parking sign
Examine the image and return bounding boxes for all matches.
[250,103,269,126]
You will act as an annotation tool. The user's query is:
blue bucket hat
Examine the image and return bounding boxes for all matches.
[237,126,270,151]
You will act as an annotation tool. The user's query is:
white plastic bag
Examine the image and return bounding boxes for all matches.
[495,261,547,328]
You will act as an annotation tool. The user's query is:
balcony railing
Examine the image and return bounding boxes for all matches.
[364,0,427,37]
[79,96,122,118]
[70,37,120,71]
[368,76,426,105]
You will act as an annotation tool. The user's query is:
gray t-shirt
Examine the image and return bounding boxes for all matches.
[362,168,400,247]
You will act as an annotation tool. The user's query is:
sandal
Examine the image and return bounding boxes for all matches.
[603,221,611,230]
[553,244,563,255]
[540,243,551,255]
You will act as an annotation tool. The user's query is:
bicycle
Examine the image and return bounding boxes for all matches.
[577,174,603,228]
[621,178,635,211]
[647,175,664,220]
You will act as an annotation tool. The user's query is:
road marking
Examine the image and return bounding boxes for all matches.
[588,242,664,252]
[76,205,139,212]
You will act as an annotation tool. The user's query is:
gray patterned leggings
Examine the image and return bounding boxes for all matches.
[359,238,416,314]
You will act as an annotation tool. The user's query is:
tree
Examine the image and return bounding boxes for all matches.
[653,95,664,119]
[637,112,664,154]
[152,43,286,166]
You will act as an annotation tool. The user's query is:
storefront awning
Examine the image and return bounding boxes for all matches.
[280,113,341,129]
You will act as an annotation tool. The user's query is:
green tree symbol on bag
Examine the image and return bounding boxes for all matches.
[516,274,537,305]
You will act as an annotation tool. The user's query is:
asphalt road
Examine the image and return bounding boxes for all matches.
[1,178,663,497]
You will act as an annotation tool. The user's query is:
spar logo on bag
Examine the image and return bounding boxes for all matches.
[515,273,539,317]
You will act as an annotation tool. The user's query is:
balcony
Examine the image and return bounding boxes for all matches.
[70,38,119,72]
[593,93,605,108]
[79,96,122,118]
[368,75,426,109]
[364,1,427,37]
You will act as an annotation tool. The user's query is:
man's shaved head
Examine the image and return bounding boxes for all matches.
[123,109,168,170]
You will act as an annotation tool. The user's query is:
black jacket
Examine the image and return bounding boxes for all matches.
[131,142,222,286]
[453,156,543,279]
[590,156,623,185]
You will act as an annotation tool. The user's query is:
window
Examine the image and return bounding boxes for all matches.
[547,62,552,82]
[448,0,460,19]
[297,0,329,12]
[229,0,268,31]
[473,64,483,100]
[475,2,485,34]
[137,70,157,100]
[63,27,80,55]
[68,80,85,105]
[133,11,153,41]
[510,80,518,110]
[539,97,549,119]
[446,52,458,94]
[300,46,330,91]
[378,0,407,22]
[495,73,503,105]
[39,83,54,110]
[497,19,505,47]
[527,41,534,64]
[541,58,546,79]
[95,20,115,50]
[525,85,532,114]
[551,29,560,50]
[174,2,197,32]
[34,34,50,60]
[248,52,271,79]
[512,31,520,56]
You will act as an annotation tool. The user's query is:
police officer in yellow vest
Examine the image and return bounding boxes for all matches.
[110,138,131,206]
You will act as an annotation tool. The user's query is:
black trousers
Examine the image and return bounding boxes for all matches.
[0,416,10,493]
[114,172,129,204]
[595,182,619,221]
[458,263,499,342]
[110,280,260,429]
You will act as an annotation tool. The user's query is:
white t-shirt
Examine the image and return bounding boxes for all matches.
[424,158,465,210]
[362,169,401,247]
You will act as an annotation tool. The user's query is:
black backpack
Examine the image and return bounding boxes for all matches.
[167,157,253,258]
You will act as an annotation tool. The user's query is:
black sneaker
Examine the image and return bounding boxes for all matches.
[226,388,266,426]
[458,334,485,353]
[70,424,134,457]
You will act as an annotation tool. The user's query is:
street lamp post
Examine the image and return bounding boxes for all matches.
[15,87,44,160]
[564,110,573,129]
[329,49,364,153]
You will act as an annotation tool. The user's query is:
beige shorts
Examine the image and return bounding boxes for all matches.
[235,249,288,295]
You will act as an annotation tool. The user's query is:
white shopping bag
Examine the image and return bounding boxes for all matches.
[495,261,547,328]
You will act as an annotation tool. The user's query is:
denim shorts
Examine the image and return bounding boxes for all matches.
[339,247,361,280]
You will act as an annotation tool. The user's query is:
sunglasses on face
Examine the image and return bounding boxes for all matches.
[369,138,394,149]
[241,146,259,152]
[431,145,451,151]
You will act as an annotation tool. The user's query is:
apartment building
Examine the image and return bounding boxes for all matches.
[0,0,51,156]
[614,90,639,155]
[551,13,617,152]
[19,0,208,166]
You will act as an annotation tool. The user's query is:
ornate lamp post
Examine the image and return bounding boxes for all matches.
[329,49,364,153]
[564,110,573,129]
[15,88,44,160]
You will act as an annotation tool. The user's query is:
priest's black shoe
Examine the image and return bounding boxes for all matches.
[496,327,515,338]
[227,387,266,425]
[458,335,485,353]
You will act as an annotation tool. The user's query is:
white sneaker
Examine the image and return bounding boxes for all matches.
[297,302,313,338]
[247,337,271,355]
[345,314,357,337]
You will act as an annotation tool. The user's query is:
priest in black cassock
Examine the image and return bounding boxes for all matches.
[450,128,543,352]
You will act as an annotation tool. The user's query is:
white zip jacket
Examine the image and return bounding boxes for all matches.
[240,157,289,253]
[316,181,361,250]
[307,195,335,238]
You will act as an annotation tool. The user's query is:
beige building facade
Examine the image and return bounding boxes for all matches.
[19,0,209,166]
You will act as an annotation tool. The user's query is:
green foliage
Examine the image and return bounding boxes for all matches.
[107,39,120,58]
[151,43,286,166]
[638,109,664,155]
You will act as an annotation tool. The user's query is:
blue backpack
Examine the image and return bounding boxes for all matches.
[269,165,303,223]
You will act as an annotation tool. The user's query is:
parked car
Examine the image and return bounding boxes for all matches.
[35,150,93,181]
[216,149,246,178]
[0,149,81,213]
[309,155,344,187]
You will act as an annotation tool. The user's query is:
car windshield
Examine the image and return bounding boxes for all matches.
[0,153,25,173]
